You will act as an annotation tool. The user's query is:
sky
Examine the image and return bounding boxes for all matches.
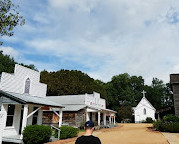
[1,0,179,85]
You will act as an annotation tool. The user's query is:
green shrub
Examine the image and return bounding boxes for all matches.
[55,126,79,139]
[145,117,153,123]
[163,114,179,122]
[153,120,163,131]
[23,125,52,144]
[161,122,179,133]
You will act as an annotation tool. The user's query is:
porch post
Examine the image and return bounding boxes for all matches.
[98,111,100,126]
[20,104,28,139]
[103,112,106,125]
[114,115,116,125]
[86,110,90,121]
[109,114,111,124]
[37,108,42,125]
[59,108,63,127]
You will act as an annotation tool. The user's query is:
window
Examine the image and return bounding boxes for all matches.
[32,107,38,125]
[143,108,146,115]
[6,104,15,126]
[24,78,30,94]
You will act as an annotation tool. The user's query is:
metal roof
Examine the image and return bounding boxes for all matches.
[48,95,116,113]
[0,90,64,108]
[62,105,86,111]
[50,104,87,112]
[47,95,85,105]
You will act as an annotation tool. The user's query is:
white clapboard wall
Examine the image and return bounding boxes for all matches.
[0,64,47,97]
[0,111,5,144]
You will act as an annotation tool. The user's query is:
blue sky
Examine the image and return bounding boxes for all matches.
[1,0,179,84]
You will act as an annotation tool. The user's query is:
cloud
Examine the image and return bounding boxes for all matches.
[0,47,20,59]
[3,0,179,85]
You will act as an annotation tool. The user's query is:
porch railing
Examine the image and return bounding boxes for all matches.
[51,125,61,140]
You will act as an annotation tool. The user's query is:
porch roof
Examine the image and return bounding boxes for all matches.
[52,104,116,113]
[62,104,87,111]
[0,90,64,108]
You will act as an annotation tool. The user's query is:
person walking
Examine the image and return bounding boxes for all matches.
[75,121,101,144]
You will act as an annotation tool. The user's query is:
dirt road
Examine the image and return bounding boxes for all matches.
[49,124,169,144]
[96,124,168,144]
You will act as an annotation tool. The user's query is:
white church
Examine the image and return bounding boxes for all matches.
[133,91,156,123]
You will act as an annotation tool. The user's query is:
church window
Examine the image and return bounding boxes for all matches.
[24,78,30,94]
[143,108,146,115]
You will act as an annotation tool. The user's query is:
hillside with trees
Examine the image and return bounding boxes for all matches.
[40,70,107,98]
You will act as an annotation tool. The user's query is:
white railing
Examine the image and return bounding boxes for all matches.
[51,125,61,140]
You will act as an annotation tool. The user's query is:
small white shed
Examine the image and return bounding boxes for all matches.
[133,91,156,123]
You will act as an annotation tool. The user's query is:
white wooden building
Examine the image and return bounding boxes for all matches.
[133,91,156,123]
[46,92,116,127]
[0,64,63,144]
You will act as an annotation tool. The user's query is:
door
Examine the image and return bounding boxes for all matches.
[136,115,140,123]
[19,106,24,134]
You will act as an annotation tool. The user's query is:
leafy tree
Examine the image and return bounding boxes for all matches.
[104,73,144,110]
[143,78,173,110]
[0,50,38,74]
[0,0,25,45]
[40,70,106,98]
[0,50,15,73]
[162,83,174,107]
[117,106,134,122]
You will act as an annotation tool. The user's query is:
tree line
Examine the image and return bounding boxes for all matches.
[0,51,174,121]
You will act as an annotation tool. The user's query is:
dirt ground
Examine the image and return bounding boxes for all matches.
[48,124,169,144]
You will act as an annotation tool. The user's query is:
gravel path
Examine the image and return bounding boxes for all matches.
[48,124,169,144]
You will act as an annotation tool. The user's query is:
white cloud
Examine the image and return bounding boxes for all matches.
[4,0,179,85]
[0,47,20,59]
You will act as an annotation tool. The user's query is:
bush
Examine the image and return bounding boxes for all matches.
[161,122,179,133]
[153,115,179,133]
[153,120,163,131]
[23,125,52,144]
[163,114,179,122]
[145,117,154,123]
[55,126,79,139]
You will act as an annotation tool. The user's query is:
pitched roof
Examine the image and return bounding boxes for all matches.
[47,95,85,105]
[0,90,64,108]
[134,96,156,111]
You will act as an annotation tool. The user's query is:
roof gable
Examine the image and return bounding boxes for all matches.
[135,97,156,111]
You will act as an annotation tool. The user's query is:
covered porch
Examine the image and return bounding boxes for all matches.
[0,90,63,144]
[86,107,116,127]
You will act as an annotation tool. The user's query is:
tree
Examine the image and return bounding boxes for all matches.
[0,50,38,74]
[0,0,25,45]
[0,50,15,73]
[117,106,134,122]
[40,70,106,98]
[104,73,144,110]
[143,78,166,110]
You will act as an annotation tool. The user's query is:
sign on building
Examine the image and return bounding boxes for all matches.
[85,92,106,109]
[0,111,5,144]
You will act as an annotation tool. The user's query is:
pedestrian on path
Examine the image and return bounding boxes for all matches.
[75,121,101,144]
